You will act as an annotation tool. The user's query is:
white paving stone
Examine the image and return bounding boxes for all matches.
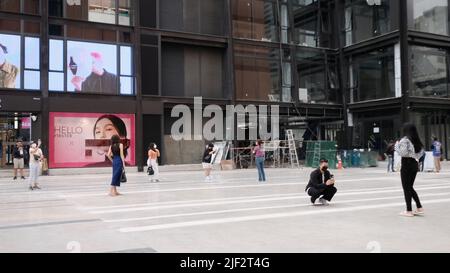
[0,163,449,253]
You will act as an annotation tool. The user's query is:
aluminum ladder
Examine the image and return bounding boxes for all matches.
[286,129,300,169]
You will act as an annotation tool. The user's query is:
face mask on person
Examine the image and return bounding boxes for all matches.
[321,165,328,172]
[154,145,157,149]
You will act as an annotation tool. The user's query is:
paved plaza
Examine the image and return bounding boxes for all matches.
[0,163,450,253]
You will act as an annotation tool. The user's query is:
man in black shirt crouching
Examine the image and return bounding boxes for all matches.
[305,159,337,206]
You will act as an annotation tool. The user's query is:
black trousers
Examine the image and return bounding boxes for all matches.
[401,158,422,212]
[307,186,337,203]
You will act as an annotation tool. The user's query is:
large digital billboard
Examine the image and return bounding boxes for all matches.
[0,33,40,90]
[49,112,136,168]
[0,34,20,89]
[49,39,134,95]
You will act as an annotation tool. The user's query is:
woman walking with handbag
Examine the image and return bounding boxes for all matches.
[28,141,43,191]
[107,135,126,197]
[395,123,425,217]
[147,143,160,182]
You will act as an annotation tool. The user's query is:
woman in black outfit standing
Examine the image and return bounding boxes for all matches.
[395,123,425,217]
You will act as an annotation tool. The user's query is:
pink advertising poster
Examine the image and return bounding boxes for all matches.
[49,112,135,168]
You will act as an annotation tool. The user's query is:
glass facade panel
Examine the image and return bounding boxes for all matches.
[410,111,450,160]
[49,72,64,91]
[162,43,224,98]
[234,44,280,101]
[412,0,448,36]
[49,40,64,71]
[296,50,327,103]
[232,0,279,42]
[88,0,116,24]
[24,70,40,90]
[349,47,395,102]
[411,46,449,98]
[48,0,133,25]
[292,0,319,47]
[343,0,393,46]
[25,37,40,70]
[160,0,226,36]
[24,0,40,15]
[118,0,132,25]
[0,0,20,13]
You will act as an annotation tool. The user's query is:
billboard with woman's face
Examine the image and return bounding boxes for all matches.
[49,112,135,168]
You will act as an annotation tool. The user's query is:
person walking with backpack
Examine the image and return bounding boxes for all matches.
[147,143,160,182]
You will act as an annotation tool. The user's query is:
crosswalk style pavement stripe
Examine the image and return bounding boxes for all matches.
[104,192,450,223]
[118,198,450,233]
[83,182,450,210]
[60,177,411,198]
[89,184,450,214]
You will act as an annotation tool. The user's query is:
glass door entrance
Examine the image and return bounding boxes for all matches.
[0,113,34,168]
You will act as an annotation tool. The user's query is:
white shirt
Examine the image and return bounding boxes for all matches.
[395,137,424,162]
[29,148,43,165]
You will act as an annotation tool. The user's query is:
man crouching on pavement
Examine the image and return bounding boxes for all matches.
[305,159,337,206]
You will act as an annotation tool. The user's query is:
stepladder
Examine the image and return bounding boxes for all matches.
[286,129,300,169]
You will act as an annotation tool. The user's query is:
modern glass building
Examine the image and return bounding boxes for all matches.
[0,0,449,170]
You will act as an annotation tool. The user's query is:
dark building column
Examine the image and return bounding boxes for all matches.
[399,0,410,124]
[40,0,50,159]
[335,0,350,149]
[227,0,238,149]
[135,0,144,172]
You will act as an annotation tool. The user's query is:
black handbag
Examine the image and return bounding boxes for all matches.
[120,168,127,183]
[33,154,40,161]
[147,166,154,175]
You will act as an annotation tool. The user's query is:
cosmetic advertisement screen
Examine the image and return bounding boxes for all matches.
[0,33,21,89]
[49,112,136,168]
[49,39,133,94]
[67,41,118,94]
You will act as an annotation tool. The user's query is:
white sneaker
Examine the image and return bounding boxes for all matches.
[319,198,329,206]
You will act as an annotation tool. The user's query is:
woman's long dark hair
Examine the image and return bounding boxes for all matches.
[403,123,423,153]
[96,115,128,158]
[111,135,121,145]
[110,135,128,157]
